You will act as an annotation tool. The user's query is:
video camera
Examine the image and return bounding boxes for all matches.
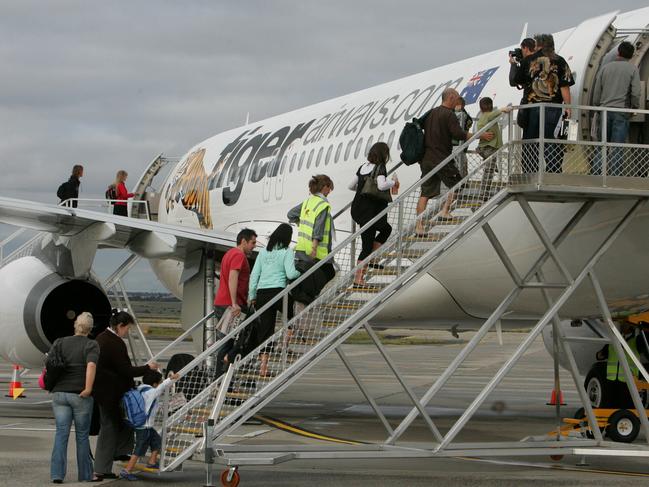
[509,48,523,63]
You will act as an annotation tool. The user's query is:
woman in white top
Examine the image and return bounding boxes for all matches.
[348,142,399,286]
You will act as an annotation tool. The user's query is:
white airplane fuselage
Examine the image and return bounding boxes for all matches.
[152,9,649,330]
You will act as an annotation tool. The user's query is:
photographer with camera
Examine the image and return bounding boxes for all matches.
[512,33,575,173]
[508,38,536,131]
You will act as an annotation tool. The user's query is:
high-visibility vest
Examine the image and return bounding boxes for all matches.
[294,195,332,260]
[607,336,639,383]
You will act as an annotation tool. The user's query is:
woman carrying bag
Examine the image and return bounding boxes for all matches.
[348,142,399,287]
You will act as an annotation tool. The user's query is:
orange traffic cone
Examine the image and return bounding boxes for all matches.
[6,364,25,399]
[546,388,565,406]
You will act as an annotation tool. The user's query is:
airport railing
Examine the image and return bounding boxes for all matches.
[507,103,649,186]
[59,198,151,220]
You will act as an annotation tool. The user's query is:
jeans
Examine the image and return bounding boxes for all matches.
[591,111,631,176]
[522,106,564,173]
[51,392,94,481]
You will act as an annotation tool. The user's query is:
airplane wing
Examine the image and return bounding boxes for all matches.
[0,197,237,273]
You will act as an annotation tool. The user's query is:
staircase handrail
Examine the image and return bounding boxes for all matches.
[167,112,505,383]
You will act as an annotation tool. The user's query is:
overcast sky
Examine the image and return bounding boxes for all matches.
[1,0,647,290]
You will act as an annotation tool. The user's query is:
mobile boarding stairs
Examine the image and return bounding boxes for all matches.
[149,104,649,475]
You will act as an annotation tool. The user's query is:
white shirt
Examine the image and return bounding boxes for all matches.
[348,163,396,192]
[137,378,173,429]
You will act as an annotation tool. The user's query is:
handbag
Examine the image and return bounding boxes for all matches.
[360,164,392,202]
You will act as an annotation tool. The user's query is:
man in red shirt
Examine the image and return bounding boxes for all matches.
[214,228,257,317]
[213,228,257,369]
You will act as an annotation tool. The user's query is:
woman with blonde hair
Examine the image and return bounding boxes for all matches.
[48,311,101,483]
[112,170,134,217]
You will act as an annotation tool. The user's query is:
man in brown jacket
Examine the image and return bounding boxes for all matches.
[416,88,492,234]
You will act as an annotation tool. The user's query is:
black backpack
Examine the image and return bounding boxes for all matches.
[56,181,69,200]
[105,184,117,204]
[399,110,431,166]
[43,339,66,392]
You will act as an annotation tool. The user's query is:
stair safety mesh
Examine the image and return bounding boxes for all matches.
[156,113,510,470]
[156,104,649,470]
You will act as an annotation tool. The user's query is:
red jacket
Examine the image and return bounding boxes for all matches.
[115,182,134,206]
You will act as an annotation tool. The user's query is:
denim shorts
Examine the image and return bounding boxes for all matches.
[133,427,162,457]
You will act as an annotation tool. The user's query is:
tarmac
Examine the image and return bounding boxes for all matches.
[2,330,649,486]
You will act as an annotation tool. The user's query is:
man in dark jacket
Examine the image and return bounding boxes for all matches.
[93,311,158,479]
[415,88,493,234]
[57,164,84,208]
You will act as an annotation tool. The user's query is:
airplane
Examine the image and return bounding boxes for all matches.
[1,8,648,408]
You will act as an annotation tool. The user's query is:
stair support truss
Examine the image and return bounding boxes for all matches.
[154,105,649,471]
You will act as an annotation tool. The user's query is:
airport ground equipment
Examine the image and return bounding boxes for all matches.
[137,104,649,481]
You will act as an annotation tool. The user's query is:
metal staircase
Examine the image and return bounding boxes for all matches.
[145,103,649,473]
[156,113,517,470]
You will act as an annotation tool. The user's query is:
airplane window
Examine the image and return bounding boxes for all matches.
[280,155,288,175]
[325,145,333,165]
[289,153,297,173]
[345,140,354,161]
[365,136,374,156]
[315,147,323,167]
[306,149,315,169]
[354,138,364,160]
[387,130,396,149]
[335,143,342,163]
[298,151,305,171]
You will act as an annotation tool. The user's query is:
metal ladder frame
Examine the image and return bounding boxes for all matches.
[200,194,649,470]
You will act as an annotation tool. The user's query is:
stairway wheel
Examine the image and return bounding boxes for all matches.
[220,467,240,487]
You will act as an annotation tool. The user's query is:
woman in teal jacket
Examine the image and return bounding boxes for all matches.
[248,223,301,376]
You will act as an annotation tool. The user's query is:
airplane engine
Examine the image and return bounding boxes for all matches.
[0,256,111,367]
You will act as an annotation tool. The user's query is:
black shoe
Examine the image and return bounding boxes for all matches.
[114,455,131,462]
[97,473,118,479]
[52,480,63,484]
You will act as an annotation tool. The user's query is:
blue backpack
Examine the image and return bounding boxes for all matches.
[121,386,154,428]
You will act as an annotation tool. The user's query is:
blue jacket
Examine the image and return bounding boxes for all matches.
[248,247,301,301]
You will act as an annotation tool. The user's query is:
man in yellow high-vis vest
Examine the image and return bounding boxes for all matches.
[288,174,336,303]
[597,321,647,383]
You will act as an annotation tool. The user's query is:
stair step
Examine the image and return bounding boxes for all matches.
[189,407,212,416]
[226,391,252,400]
[424,215,467,226]
[404,233,447,243]
[367,266,402,276]
[289,337,323,346]
[347,282,390,293]
[321,300,365,310]
[456,200,483,209]
[169,425,203,435]
[388,249,427,260]
[267,352,301,363]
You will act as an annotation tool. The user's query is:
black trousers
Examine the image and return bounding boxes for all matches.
[113,205,128,216]
[255,287,294,352]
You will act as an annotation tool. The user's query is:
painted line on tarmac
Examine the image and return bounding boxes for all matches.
[0,422,24,429]
[255,415,365,446]
[462,456,649,478]
[253,417,649,477]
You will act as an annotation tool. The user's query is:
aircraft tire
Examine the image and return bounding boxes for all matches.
[584,363,613,408]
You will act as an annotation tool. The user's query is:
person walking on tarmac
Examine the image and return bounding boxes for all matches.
[287,174,336,304]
